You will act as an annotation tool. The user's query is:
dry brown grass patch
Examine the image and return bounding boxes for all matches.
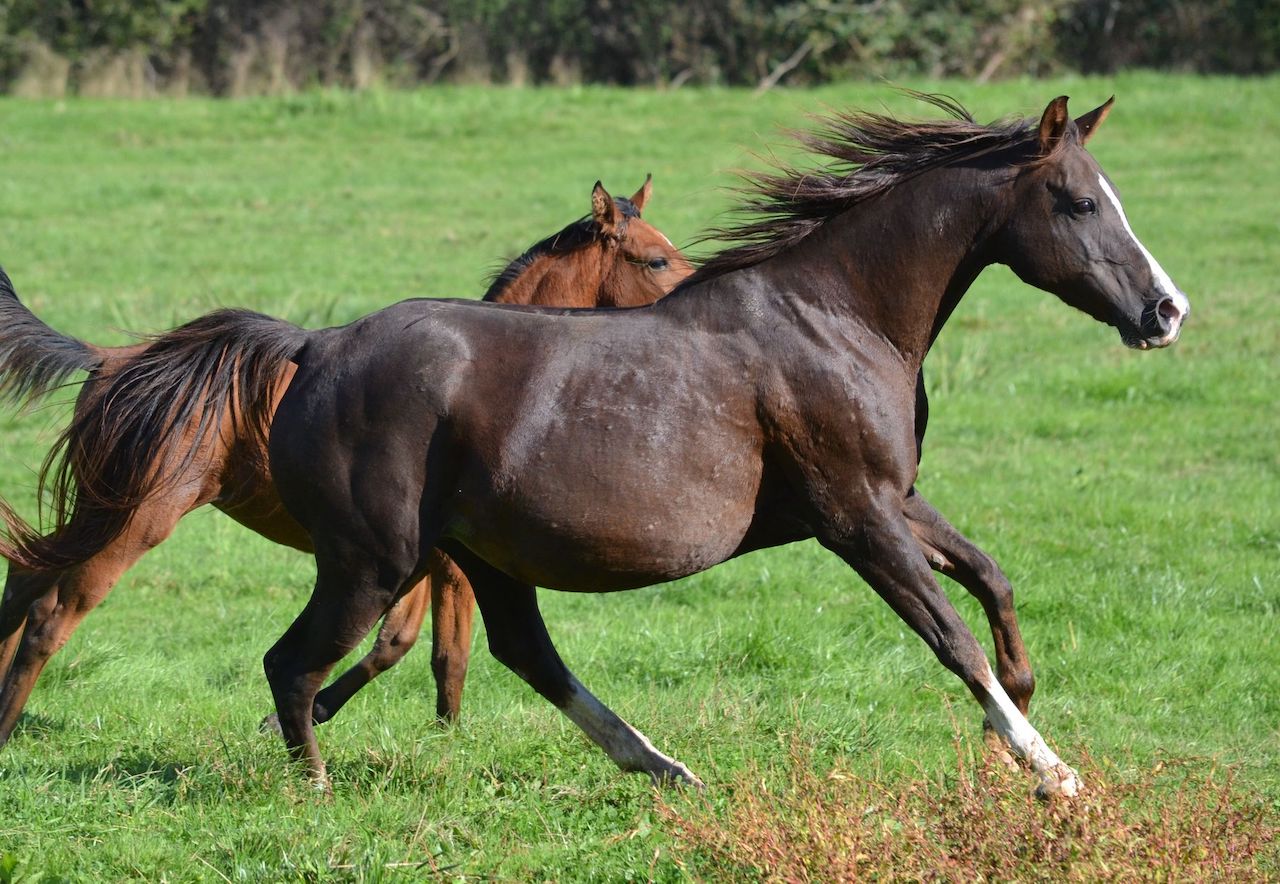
[658,734,1278,882]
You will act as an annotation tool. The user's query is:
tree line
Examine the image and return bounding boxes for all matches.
[2,0,1276,97]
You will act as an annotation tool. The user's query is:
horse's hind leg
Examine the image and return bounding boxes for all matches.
[446,544,700,787]
[428,550,475,722]
[0,496,190,747]
[904,491,1035,715]
[260,548,473,734]
[0,569,60,684]
[262,544,417,788]
[304,572,434,727]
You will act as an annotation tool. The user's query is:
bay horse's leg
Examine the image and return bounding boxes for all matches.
[0,502,183,746]
[257,577,430,735]
[904,491,1035,714]
[427,550,475,723]
[262,545,415,789]
[446,545,701,788]
[822,501,1079,798]
[0,569,60,684]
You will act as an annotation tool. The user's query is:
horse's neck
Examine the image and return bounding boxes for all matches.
[759,167,999,371]
[487,249,603,307]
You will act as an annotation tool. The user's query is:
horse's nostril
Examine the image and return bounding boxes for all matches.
[1157,297,1182,324]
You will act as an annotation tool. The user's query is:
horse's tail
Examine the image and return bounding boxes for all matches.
[0,307,310,572]
[0,265,103,408]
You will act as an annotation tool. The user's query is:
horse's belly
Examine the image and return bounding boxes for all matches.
[450,468,760,591]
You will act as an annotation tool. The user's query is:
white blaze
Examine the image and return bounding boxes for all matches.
[1097,175,1190,318]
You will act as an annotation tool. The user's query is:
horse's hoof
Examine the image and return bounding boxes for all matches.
[981,722,1020,771]
[258,713,283,736]
[1034,763,1082,800]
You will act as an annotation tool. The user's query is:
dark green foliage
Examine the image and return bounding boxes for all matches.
[1,0,1278,94]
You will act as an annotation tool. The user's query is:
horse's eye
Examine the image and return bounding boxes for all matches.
[1072,197,1097,215]
[647,257,669,271]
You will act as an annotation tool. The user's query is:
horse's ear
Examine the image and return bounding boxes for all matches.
[591,181,620,234]
[1074,96,1115,145]
[1037,96,1071,155]
[630,174,653,213]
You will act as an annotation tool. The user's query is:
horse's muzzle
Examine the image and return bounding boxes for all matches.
[1132,292,1190,349]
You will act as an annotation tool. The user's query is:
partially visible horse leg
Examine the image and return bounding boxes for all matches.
[904,491,1034,714]
[0,501,185,747]
[822,498,1078,798]
[445,544,701,787]
[298,576,433,727]
[298,548,474,727]
[0,569,60,684]
[428,551,475,722]
[262,543,417,789]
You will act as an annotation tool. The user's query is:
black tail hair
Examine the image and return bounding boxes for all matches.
[0,308,308,571]
[0,266,100,408]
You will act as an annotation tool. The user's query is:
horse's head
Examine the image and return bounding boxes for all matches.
[995,97,1189,350]
[590,176,693,306]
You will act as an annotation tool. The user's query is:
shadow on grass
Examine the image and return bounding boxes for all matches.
[9,711,69,741]
[47,755,194,790]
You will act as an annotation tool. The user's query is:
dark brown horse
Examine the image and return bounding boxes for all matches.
[0,96,1189,798]
[0,178,692,747]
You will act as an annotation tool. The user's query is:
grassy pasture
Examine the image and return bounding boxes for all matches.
[0,74,1276,880]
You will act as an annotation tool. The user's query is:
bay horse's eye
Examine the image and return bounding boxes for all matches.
[647,257,670,271]
[1072,197,1097,216]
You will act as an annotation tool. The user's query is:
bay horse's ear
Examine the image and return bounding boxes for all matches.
[1037,96,1071,155]
[591,181,621,235]
[1074,96,1115,145]
[630,174,653,213]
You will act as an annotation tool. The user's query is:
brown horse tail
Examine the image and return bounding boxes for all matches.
[0,307,309,572]
[0,265,102,408]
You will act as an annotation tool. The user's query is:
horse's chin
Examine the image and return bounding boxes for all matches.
[1121,327,1181,350]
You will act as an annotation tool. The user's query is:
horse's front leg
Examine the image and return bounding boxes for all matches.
[904,491,1034,728]
[822,497,1079,798]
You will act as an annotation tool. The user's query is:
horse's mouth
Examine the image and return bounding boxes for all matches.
[1119,301,1187,350]
[1122,327,1181,350]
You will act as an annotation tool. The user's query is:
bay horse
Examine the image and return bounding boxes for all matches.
[0,96,1190,798]
[0,177,692,748]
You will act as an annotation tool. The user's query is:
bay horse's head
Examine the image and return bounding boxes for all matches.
[995,97,1190,350]
[485,176,692,307]
[589,175,694,307]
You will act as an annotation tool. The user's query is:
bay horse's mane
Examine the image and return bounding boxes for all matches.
[483,197,644,301]
[679,92,1050,290]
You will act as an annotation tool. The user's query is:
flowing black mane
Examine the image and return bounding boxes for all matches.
[679,93,1044,290]
[483,197,643,301]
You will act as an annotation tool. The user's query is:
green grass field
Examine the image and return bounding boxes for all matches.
[0,74,1276,880]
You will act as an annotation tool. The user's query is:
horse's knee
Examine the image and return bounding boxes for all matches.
[430,645,454,679]
[1,573,57,629]
[971,553,1013,607]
